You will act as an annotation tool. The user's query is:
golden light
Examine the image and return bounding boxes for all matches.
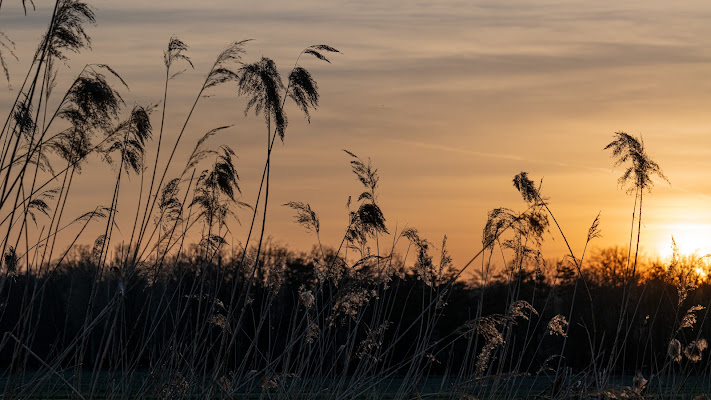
[656,223,711,260]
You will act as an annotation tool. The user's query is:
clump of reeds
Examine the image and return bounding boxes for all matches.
[1,2,710,400]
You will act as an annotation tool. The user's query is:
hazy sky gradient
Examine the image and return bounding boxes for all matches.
[3,0,711,268]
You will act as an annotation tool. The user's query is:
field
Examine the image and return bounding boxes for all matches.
[1,1,711,399]
[2,373,711,399]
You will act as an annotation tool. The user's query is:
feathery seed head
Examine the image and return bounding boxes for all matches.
[547,315,568,337]
[284,201,320,233]
[684,339,707,363]
[668,338,682,362]
[238,57,287,139]
[605,131,668,194]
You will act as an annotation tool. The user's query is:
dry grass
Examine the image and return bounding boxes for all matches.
[0,2,709,399]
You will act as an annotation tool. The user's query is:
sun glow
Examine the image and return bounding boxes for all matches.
[695,267,708,280]
[656,223,711,260]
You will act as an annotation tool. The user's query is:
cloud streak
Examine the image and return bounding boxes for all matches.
[388,138,611,174]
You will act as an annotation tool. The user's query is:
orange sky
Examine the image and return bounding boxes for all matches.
[2,0,711,269]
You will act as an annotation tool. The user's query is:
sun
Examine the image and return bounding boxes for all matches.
[656,223,711,260]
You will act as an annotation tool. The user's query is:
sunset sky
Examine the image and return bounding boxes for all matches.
[3,0,711,269]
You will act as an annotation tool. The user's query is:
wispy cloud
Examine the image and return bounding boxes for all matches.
[390,138,711,202]
[388,138,610,173]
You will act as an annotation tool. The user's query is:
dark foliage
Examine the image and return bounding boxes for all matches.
[0,244,708,380]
